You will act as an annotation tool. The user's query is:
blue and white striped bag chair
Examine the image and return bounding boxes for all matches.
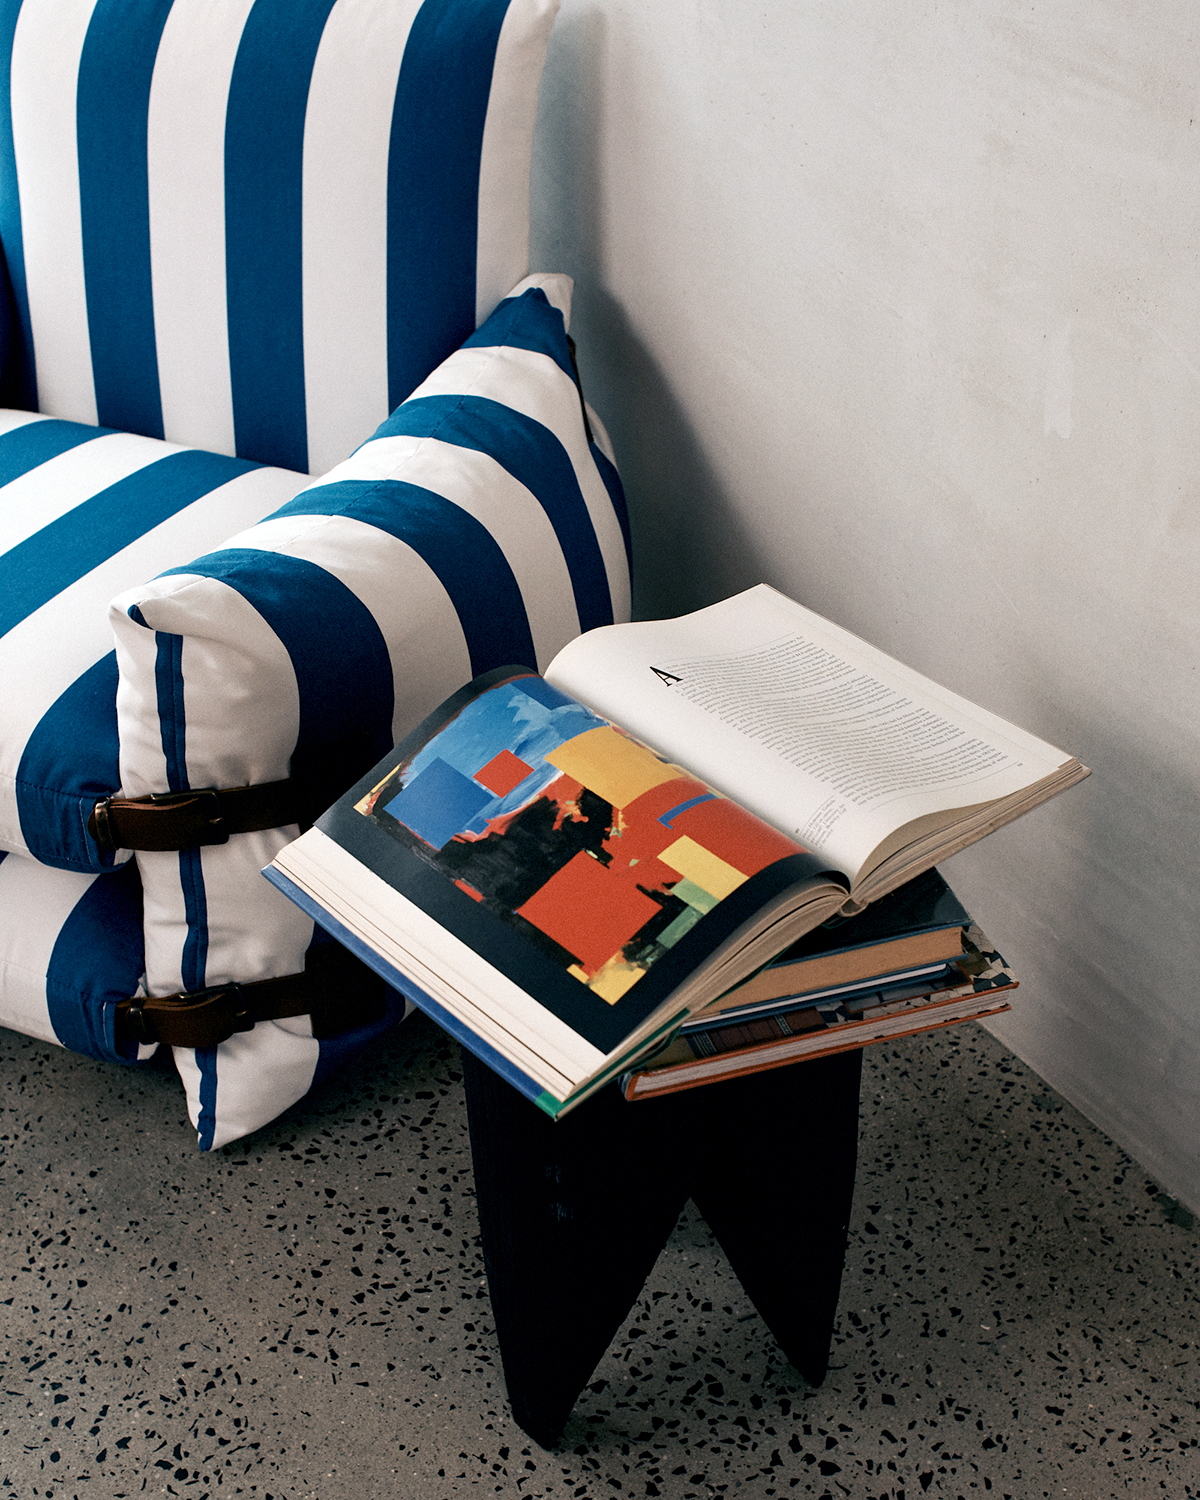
[0,0,631,1148]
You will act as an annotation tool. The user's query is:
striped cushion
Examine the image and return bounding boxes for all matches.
[0,849,153,1065]
[110,274,630,1148]
[0,849,413,1148]
[0,0,557,475]
[0,409,308,871]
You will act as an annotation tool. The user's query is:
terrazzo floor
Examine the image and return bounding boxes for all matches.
[2,1015,1197,1500]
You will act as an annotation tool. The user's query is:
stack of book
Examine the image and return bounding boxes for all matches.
[618,868,1014,1099]
[266,586,1086,1118]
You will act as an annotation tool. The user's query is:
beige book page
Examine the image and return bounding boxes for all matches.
[545,586,1073,886]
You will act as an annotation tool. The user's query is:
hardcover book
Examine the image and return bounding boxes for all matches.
[620,924,1016,1100]
[691,866,971,1027]
[265,586,1087,1116]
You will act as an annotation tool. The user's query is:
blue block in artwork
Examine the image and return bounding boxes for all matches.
[384,756,493,850]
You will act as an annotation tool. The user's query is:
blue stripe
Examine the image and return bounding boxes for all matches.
[46,861,145,1064]
[462,288,575,380]
[374,394,615,632]
[76,0,173,438]
[159,547,397,769]
[16,652,121,873]
[0,447,258,639]
[148,624,208,990]
[657,793,717,829]
[385,0,512,408]
[274,479,537,674]
[0,416,110,486]
[0,0,36,409]
[224,0,338,471]
[0,241,20,404]
[154,630,188,793]
[194,1045,220,1151]
[590,441,632,571]
[179,848,208,991]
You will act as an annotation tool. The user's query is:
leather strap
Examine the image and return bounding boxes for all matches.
[115,944,387,1049]
[89,778,317,852]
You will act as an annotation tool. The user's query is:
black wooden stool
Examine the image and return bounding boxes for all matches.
[461,1046,863,1447]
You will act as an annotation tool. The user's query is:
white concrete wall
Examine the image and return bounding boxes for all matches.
[531,0,1200,1211]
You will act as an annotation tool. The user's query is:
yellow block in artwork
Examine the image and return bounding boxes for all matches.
[588,956,644,1004]
[658,835,747,902]
[544,725,678,808]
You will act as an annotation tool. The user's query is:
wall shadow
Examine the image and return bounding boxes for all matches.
[529,3,764,621]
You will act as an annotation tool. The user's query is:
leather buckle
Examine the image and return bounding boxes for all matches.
[173,982,252,1040]
[149,788,228,845]
[116,983,252,1049]
[123,996,153,1046]
[89,787,228,852]
[89,795,118,852]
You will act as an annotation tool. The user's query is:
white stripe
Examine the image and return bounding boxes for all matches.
[116,570,304,797]
[301,0,422,477]
[147,0,256,456]
[193,829,315,984]
[296,438,579,666]
[130,854,187,996]
[0,464,307,858]
[0,410,55,438]
[173,1020,319,1151]
[586,401,616,465]
[0,855,89,1045]
[474,0,560,325]
[204,511,477,740]
[0,429,182,555]
[10,0,100,424]
[408,341,632,620]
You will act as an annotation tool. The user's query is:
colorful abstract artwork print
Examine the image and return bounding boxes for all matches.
[355,676,799,1003]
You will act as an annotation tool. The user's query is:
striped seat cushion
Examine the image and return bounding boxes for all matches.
[111,274,630,1148]
[0,0,557,474]
[0,410,308,872]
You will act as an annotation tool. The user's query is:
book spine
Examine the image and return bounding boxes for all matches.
[619,992,1013,1100]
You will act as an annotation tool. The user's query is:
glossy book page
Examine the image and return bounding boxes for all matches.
[312,667,843,1059]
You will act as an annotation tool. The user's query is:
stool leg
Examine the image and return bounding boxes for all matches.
[685,1048,862,1385]
[461,1050,692,1447]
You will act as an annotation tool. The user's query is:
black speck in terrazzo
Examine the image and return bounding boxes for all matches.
[1,1017,1198,1498]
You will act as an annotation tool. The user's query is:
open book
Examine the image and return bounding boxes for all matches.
[266,586,1087,1116]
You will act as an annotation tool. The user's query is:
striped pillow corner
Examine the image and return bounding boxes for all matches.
[0,853,150,1068]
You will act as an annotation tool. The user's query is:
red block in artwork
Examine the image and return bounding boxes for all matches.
[475,748,534,797]
[516,852,661,975]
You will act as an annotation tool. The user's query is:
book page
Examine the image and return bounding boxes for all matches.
[316,665,839,1052]
[545,586,1073,884]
